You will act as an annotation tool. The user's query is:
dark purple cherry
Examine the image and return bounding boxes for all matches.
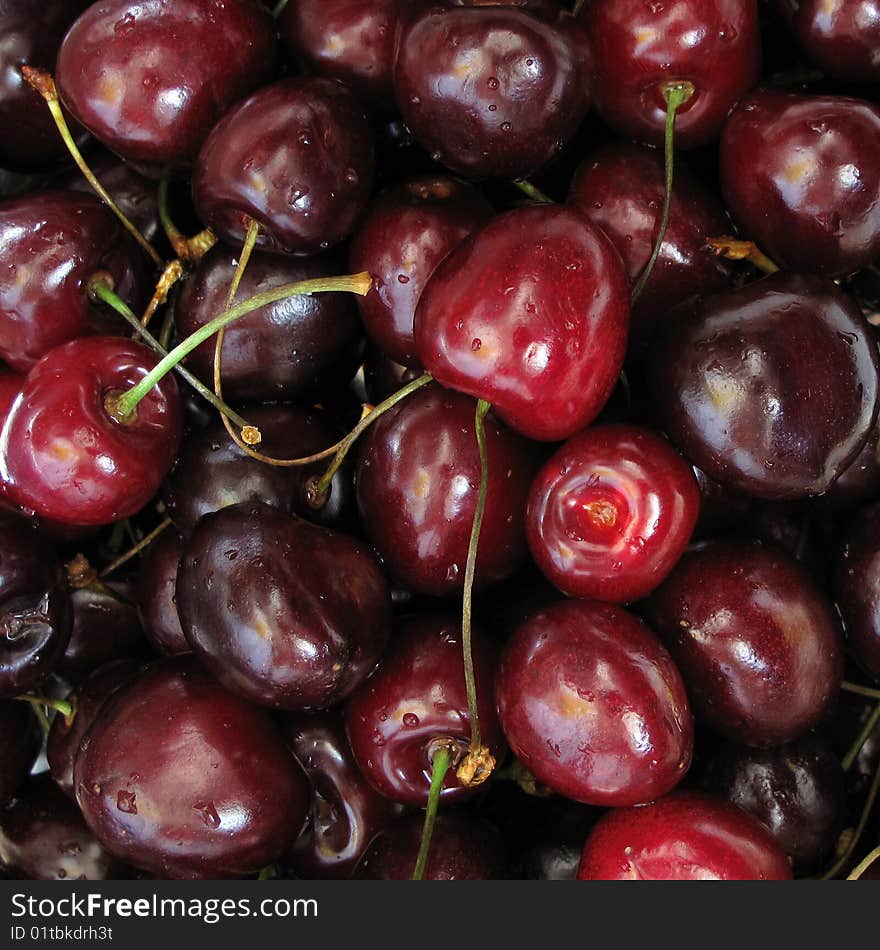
[394,5,590,179]
[349,175,493,366]
[74,655,310,879]
[353,813,506,880]
[344,613,504,807]
[0,191,149,372]
[526,425,700,604]
[56,0,278,169]
[175,247,363,403]
[496,600,693,807]
[721,89,880,277]
[702,735,846,869]
[646,540,843,747]
[790,0,880,82]
[582,0,761,148]
[0,509,72,697]
[192,77,375,255]
[279,712,402,879]
[835,502,880,679]
[649,273,880,499]
[0,700,40,805]
[176,503,391,710]
[355,384,537,597]
[362,344,422,403]
[577,791,793,880]
[135,529,188,656]
[0,337,183,526]
[0,775,126,880]
[414,204,630,442]
[823,420,880,508]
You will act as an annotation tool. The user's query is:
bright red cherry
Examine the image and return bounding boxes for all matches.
[834,502,880,679]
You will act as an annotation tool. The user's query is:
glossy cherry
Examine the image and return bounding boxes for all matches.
[176,502,391,710]
[349,175,493,366]
[74,655,310,879]
[0,337,183,526]
[788,0,880,82]
[0,700,40,805]
[582,0,761,148]
[526,425,700,604]
[649,273,880,499]
[135,529,188,656]
[192,77,375,255]
[0,368,24,427]
[577,791,793,880]
[823,414,880,507]
[646,540,843,746]
[414,204,630,442]
[834,502,880,679]
[56,0,278,169]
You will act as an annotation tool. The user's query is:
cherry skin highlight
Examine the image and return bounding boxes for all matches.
[789,0,880,82]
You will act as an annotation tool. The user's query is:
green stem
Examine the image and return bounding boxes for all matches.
[571,0,587,17]
[257,865,277,881]
[512,178,554,205]
[272,0,290,16]
[412,747,451,881]
[820,755,880,879]
[843,702,880,772]
[16,694,73,718]
[847,845,880,880]
[841,681,880,701]
[99,517,172,579]
[631,80,695,303]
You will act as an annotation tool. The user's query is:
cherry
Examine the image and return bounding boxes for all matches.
[0,191,150,372]
[344,612,504,807]
[649,273,880,499]
[362,344,422,403]
[577,791,793,880]
[525,424,700,604]
[834,502,880,679]
[721,89,880,277]
[74,655,310,879]
[581,0,761,149]
[0,700,40,805]
[414,204,630,442]
[691,465,752,539]
[349,175,493,367]
[393,5,591,179]
[496,599,693,807]
[135,528,189,656]
[646,540,843,747]
[787,0,880,82]
[0,509,72,697]
[353,813,506,880]
[0,368,24,431]
[702,734,847,869]
[176,502,391,710]
[279,712,402,879]
[355,384,537,597]
[174,247,364,403]
[0,775,126,881]
[823,420,880,508]
[0,337,183,526]
[567,143,733,349]
[56,0,278,170]
[192,77,375,255]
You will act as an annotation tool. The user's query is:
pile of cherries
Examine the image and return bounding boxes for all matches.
[3,0,880,882]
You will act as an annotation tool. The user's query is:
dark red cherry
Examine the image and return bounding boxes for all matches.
[582,0,761,149]
[0,191,150,372]
[649,273,880,500]
[56,0,278,169]
[47,658,141,800]
[834,502,880,679]
[135,529,188,656]
[0,700,40,805]
[526,425,700,604]
[362,344,422,403]
[355,384,537,597]
[0,368,24,431]
[721,89,880,277]
[646,540,843,747]
[0,509,72,697]
[702,735,846,869]
[349,175,493,366]
[176,503,391,710]
[344,613,504,807]
[74,655,310,879]
[790,0,880,82]
[692,465,752,539]
[577,791,793,880]
[496,599,693,807]
[0,775,126,880]
[567,143,733,348]
[822,419,880,508]
[0,337,183,526]
[175,247,364,403]
[394,5,590,179]
[353,813,506,880]
[192,77,375,255]
[279,712,402,879]
[414,204,630,442]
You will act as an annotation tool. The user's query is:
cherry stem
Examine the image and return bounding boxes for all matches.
[20,67,163,268]
[841,681,880,701]
[15,694,73,719]
[571,0,587,17]
[109,272,372,422]
[847,845,880,881]
[257,865,277,881]
[819,753,880,879]
[705,236,780,274]
[843,701,880,772]
[157,176,217,264]
[411,746,451,881]
[88,277,253,433]
[511,179,554,205]
[631,80,695,303]
[99,517,173,579]
[272,0,289,17]
[142,259,185,327]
